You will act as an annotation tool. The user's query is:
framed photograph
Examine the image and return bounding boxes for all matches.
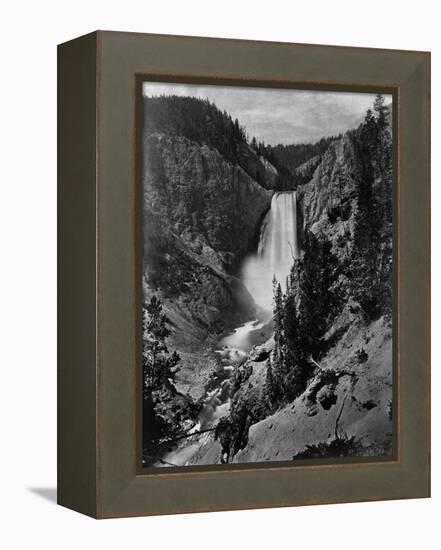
[58,31,430,518]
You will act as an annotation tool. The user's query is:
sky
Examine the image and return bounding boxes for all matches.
[143,81,392,146]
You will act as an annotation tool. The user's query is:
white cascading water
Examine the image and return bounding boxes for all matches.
[241,191,301,313]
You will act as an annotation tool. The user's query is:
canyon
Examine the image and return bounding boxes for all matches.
[141,94,393,467]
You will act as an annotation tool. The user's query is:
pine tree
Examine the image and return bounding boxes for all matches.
[142,296,180,390]
[352,107,381,262]
[373,94,388,131]
[282,293,299,360]
[297,232,338,356]
[265,358,277,410]
[141,296,183,461]
[272,277,285,353]
[272,277,286,394]
[350,101,392,320]
[374,97,393,318]
[362,108,378,156]
[271,348,285,401]
[353,144,374,253]
[282,291,307,399]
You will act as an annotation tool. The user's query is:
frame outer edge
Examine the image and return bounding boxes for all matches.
[57,31,99,518]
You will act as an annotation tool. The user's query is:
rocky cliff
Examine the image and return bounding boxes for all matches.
[296,134,358,260]
[143,132,274,395]
[144,133,273,273]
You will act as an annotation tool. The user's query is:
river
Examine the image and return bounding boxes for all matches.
[154,318,268,467]
[155,191,299,467]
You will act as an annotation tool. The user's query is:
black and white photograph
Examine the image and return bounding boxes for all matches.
[141,82,393,468]
[0,0,437,536]
[2,0,436,538]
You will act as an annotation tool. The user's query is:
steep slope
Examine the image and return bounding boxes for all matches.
[143,130,273,398]
[293,154,322,186]
[144,133,273,273]
[231,310,392,462]
[144,95,281,190]
[181,307,392,465]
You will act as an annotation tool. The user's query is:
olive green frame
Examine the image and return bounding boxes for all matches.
[58,31,430,518]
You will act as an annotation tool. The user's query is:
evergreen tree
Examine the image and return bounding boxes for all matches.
[273,277,285,354]
[142,295,182,451]
[297,232,339,357]
[282,291,306,399]
[352,108,381,269]
[352,143,375,253]
[270,349,284,403]
[374,97,393,317]
[142,296,180,390]
[264,358,277,410]
[373,94,388,130]
[350,99,392,320]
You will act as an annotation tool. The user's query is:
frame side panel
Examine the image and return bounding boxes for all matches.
[397,54,431,496]
[57,32,98,518]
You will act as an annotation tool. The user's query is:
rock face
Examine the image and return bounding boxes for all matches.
[294,154,321,186]
[235,143,279,190]
[143,132,274,393]
[144,133,273,273]
[296,135,358,260]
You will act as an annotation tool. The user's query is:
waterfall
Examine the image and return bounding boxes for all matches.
[241,191,300,312]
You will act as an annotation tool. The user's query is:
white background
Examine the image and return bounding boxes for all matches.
[0,1,438,547]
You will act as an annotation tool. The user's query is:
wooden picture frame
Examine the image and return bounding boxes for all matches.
[58,31,430,518]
